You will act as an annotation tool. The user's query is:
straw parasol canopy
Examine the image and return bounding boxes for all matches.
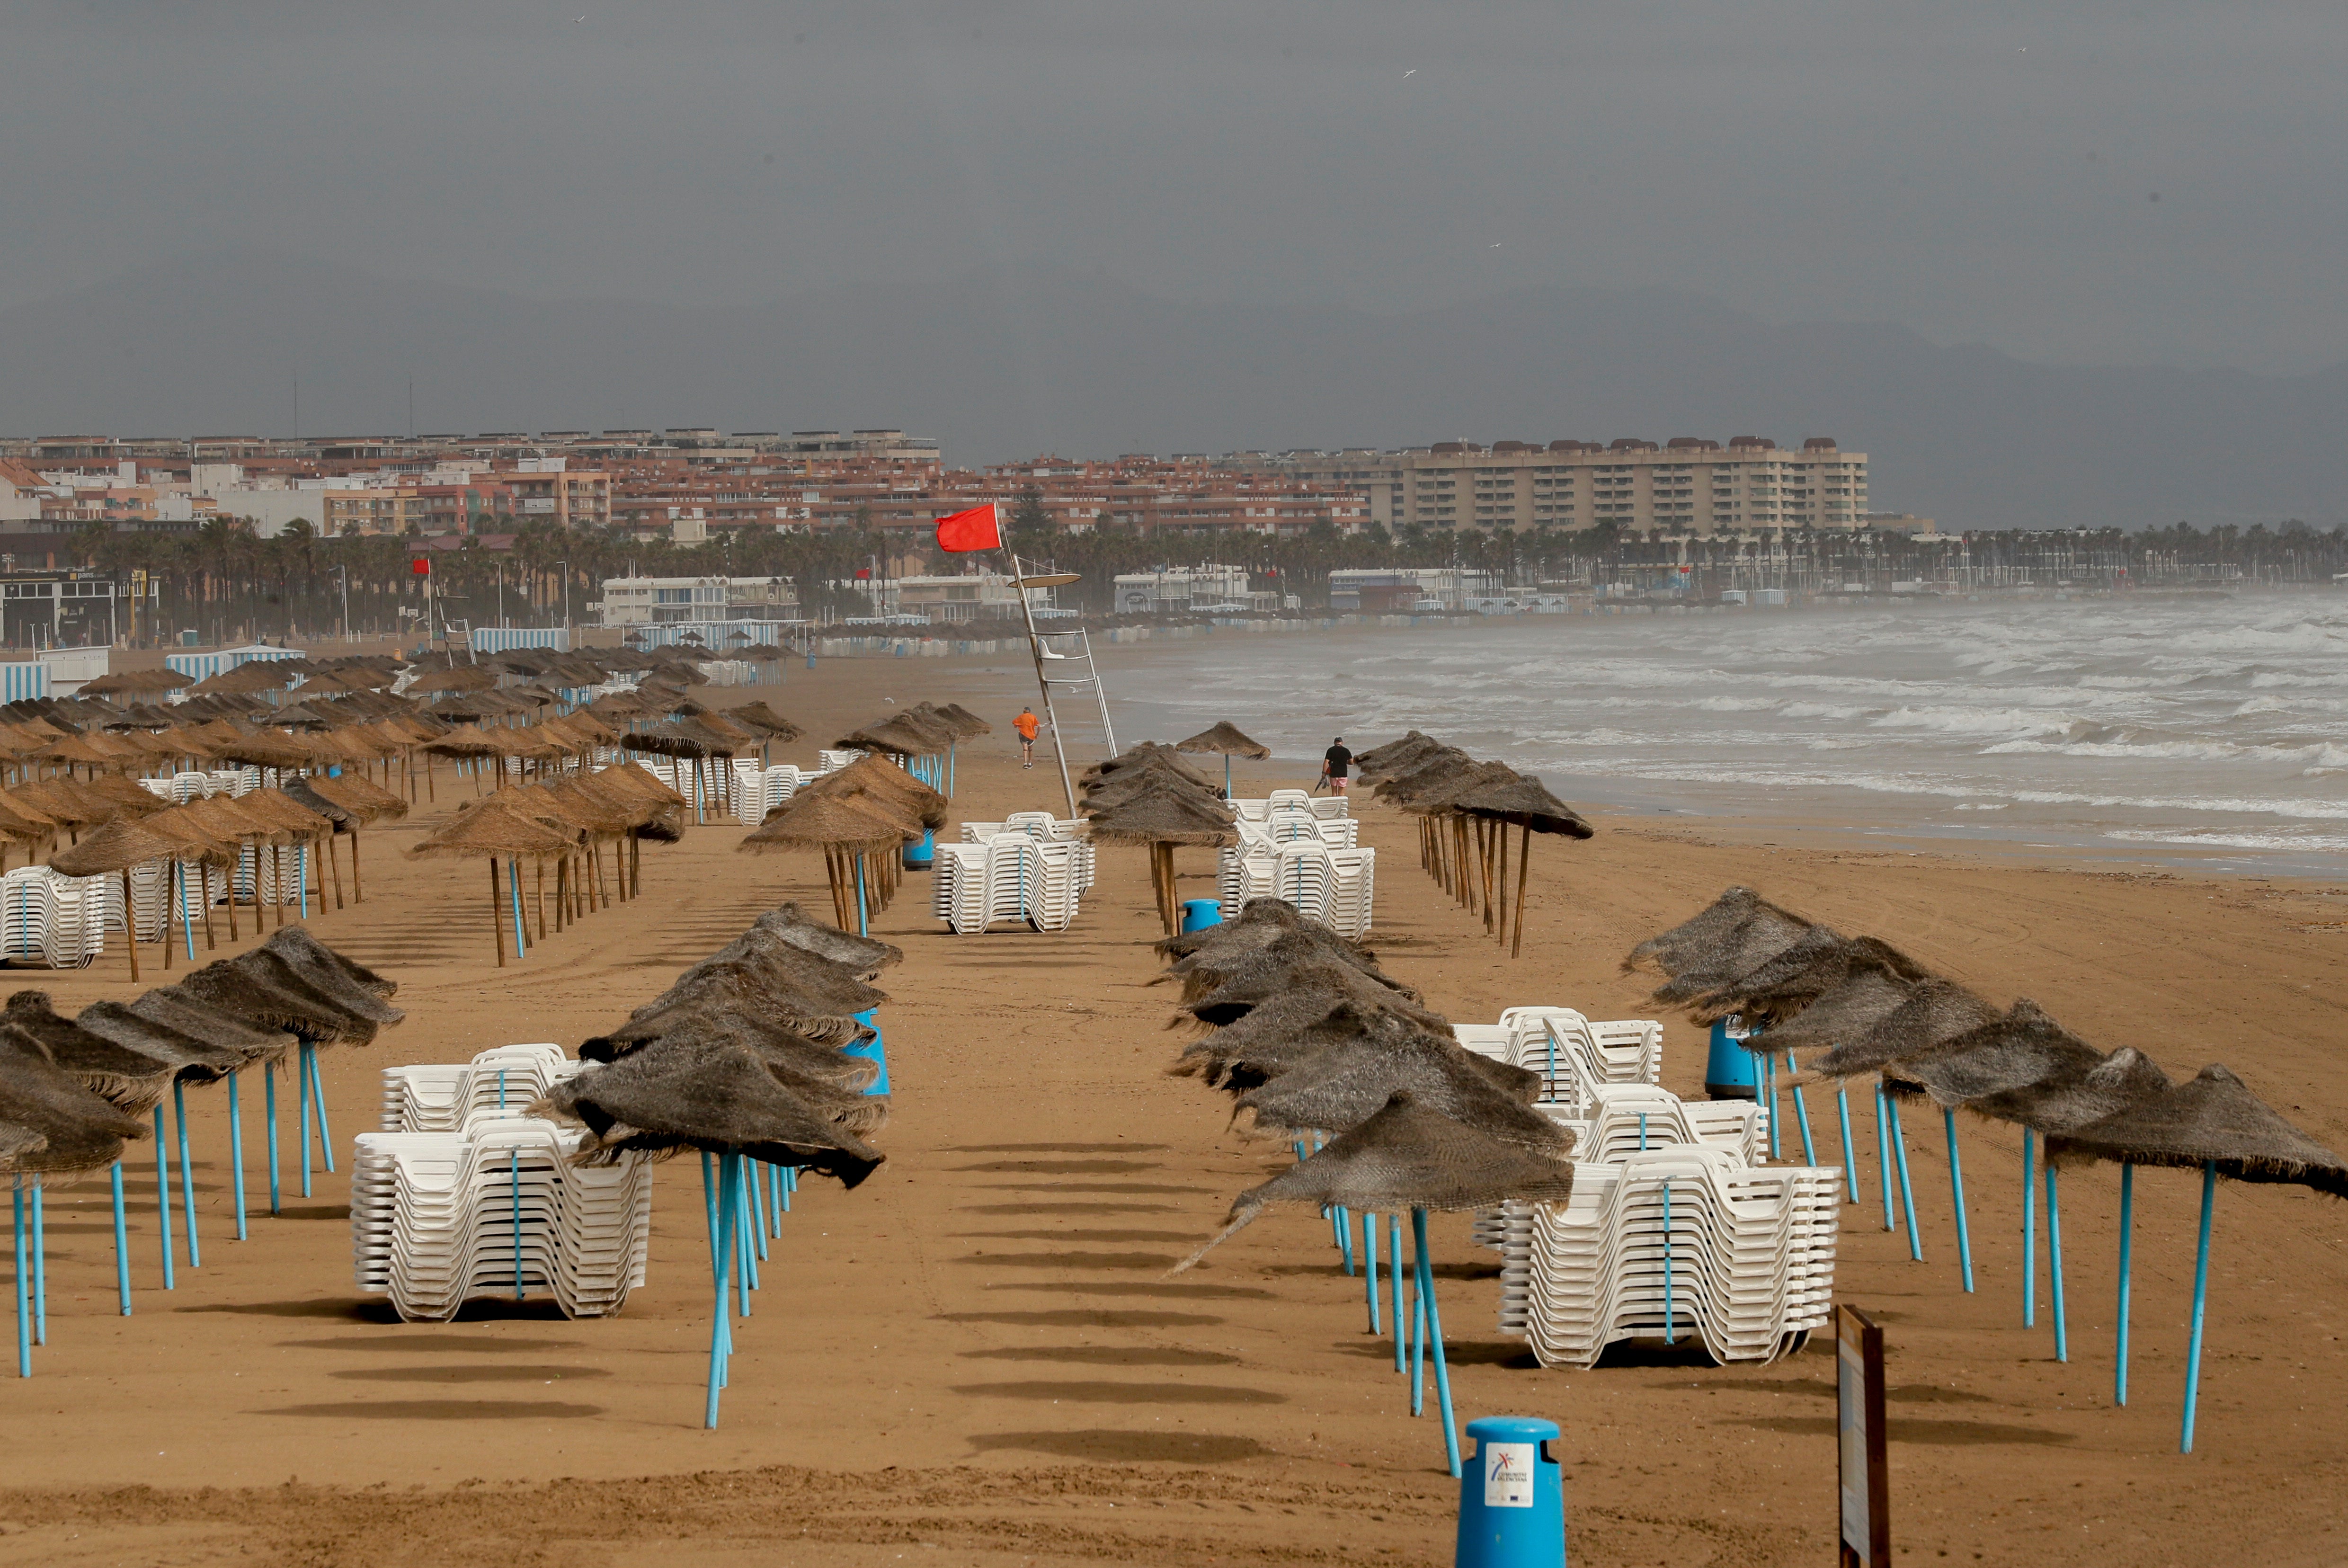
[411,797,577,861]
[205,729,321,772]
[799,754,949,831]
[1087,787,1236,935]
[188,661,299,697]
[1171,991,1443,1091]
[1174,721,1271,760]
[0,1034,147,1175]
[125,988,296,1066]
[404,663,498,696]
[1350,731,1447,782]
[1966,1046,2172,1137]
[538,1039,885,1185]
[935,702,992,737]
[741,792,914,853]
[49,817,182,877]
[1687,932,1923,1030]
[1232,1024,1567,1154]
[0,991,188,1113]
[71,999,247,1083]
[1806,980,2004,1082]
[836,712,951,757]
[1185,953,1427,1030]
[80,668,194,699]
[1450,774,1592,840]
[2047,1064,2348,1194]
[1172,1092,1577,1272]
[1880,998,2107,1108]
[720,701,802,741]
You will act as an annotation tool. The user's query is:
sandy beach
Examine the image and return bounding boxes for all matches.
[1,644,2344,1568]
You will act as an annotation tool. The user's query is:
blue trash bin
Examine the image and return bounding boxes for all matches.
[903,829,934,870]
[1180,899,1223,933]
[1455,1415,1565,1568]
[1705,1016,1760,1101]
[844,1007,890,1096]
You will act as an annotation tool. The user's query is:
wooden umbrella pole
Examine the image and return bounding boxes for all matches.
[350,830,363,903]
[554,856,568,932]
[225,848,240,940]
[326,830,345,910]
[122,869,140,982]
[490,859,506,968]
[535,862,548,941]
[1511,824,1532,959]
[1480,819,1496,934]
[424,754,435,802]
[200,863,217,951]
[630,833,641,898]
[273,847,286,928]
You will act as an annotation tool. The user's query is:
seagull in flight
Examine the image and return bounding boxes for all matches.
[572,14,586,21]
[1403,69,1417,77]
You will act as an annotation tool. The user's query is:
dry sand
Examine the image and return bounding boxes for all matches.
[1,645,2344,1568]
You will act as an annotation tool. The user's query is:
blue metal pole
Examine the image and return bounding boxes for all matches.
[1409,1222,1426,1414]
[705,1157,737,1429]
[1361,1212,1381,1334]
[1766,1054,1780,1159]
[2046,1160,2069,1362]
[152,1104,175,1288]
[11,1181,25,1377]
[2116,1163,2135,1408]
[854,854,868,937]
[297,1044,313,1198]
[265,1059,281,1215]
[1389,1213,1406,1369]
[1337,1203,1355,1274]
[1837,1087,1860,1204]
[2022,1128,2037,1327]
[1662,1179,1674,1345]
[2181,1163,2216,1453]
[749,1160,769,1257]
[1785,1051,1817,1166]
[1888,1096,1921,1260]
[1414,1209,1461,1479]
[227,1072,247,1240]
[110,1162,130,1315]
[298,845,308,919]
[1876,1086,1894,1232]
[173,1079,201,1267]
[1944,1107,1974,1292]
[510,859,527,957]
[735,1164,759,1304]
[177,862,196,960]
[309,1045,335,1174]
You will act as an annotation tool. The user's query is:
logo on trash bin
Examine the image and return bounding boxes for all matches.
[1483,1441,1536,1508]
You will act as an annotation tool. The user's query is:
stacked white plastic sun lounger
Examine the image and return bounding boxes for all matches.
[1451,1007,1663,1115]
[932,834,1095,934]
[958,812,1088,845]
[137,768,260,803]
[1216,841,1377,937]
[0,865,118,967]
[353,1046,650,1322]
[1489,1144,1840,1367]
[379,1042,584,1132]
[1229,791,1350,822]
[729,763,817,826]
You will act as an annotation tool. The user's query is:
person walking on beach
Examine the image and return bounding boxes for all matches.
[1014,706,1041,768]
[1320,736,1352,795]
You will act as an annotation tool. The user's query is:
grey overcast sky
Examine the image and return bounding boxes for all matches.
[4,0,2342,374]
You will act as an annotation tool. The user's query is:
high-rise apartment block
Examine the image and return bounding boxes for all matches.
[1241,437,1865,534]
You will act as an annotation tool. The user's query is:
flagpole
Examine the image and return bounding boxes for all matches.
[1003,534,1079,817]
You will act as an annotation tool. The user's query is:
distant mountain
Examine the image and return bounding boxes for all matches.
[2,250,2340,531]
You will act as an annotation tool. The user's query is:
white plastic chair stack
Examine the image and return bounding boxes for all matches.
[1216,841,1375,937]
[1450,1010,1663,1115]
[959,814,1087,846]
[379,1043,580,1132]
[349,1119,651,1321]
[931,835,1094,934]
[817,749,862,773]
[1492,1147,1840,1367]
[0,866,116,967]
[354,1042,650,1322]
[728,764,806,826]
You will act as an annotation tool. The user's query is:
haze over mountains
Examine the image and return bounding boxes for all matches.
[5,251,2340,534]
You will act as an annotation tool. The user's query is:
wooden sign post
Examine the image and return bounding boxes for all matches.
[1837,1304,1889,1568]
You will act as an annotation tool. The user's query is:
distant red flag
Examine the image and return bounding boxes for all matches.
[410,557,430,575]
[934,503,1002,552]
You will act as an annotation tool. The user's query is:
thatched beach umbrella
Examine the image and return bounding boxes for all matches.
[0,1032,149,1365]
[738,794,915,935]
[1173,1091,1577,1477]
[1085,786,1235,935]
[1449,773,1592,959]
[2048,1064,2347,1450]
[80,669,193,701]
[1175,720,1270,796]
[408,797,576,967]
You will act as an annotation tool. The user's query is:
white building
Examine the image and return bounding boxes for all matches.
[1111,565,1254,614]
[1325,567,1501,612]
[595,575,801,627]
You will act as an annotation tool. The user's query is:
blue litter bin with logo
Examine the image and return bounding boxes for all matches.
[1456,1415,1565,1568]
[904,829,934,870]
[1705,1016,1760,1101]
[1180,899,1222,933]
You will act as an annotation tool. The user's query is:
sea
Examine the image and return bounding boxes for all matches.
[1102,592,2348,879]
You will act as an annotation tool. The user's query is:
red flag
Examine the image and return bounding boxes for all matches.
[934,503,1002,552]
[410,557,431,575]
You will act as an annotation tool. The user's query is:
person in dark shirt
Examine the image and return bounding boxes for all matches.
[1320,737,1352,795]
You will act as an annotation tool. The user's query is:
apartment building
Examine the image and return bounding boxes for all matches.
[1111,565,1255,614]
[596,575,801,627]
[1242,437,1867,535]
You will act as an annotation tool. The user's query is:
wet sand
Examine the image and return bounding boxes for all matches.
[1,650,2344,1568]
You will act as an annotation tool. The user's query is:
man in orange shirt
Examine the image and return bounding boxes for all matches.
[1014,706,1041,768]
